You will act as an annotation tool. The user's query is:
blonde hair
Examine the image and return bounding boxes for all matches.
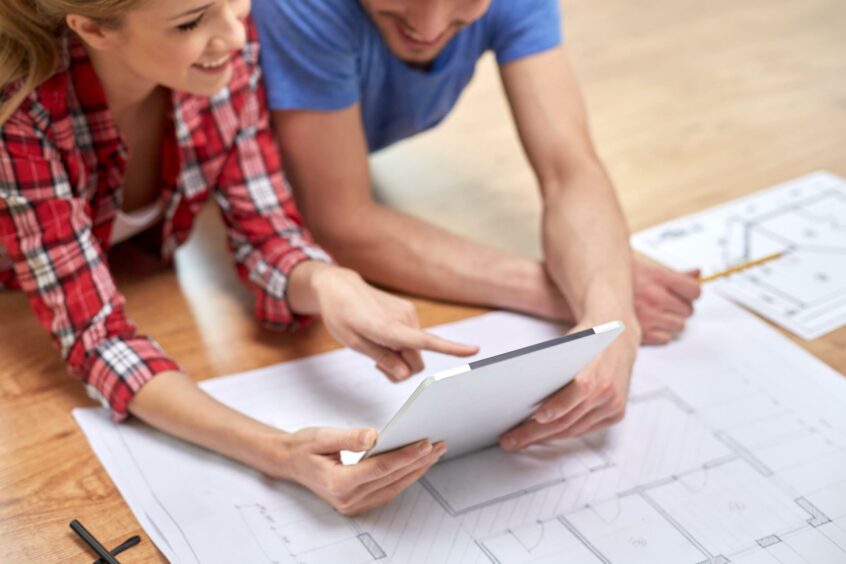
[0,0,140,124]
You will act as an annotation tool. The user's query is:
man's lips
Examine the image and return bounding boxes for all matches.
[395,20,449,48]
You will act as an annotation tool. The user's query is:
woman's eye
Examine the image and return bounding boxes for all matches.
[177,14,204,32]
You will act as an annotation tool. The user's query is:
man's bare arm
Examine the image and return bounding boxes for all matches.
[498,46,642,447]
[501,45,637,329]
[272,105,572,321]
[501,46,701,343]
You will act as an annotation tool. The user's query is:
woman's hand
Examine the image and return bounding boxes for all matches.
[273,427,446,515]
[289,262,478,381]
[129,372,444,515]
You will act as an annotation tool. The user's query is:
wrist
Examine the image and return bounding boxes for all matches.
[578,302,640,347]
[287,260,340,315]
[310,264,361,293]
[501,261,573,322]
[248,427,296,481]
[619,316,642,347]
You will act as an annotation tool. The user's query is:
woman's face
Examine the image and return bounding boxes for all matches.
[88,0,251,96]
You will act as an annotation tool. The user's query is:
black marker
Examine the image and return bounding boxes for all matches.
[94,535,141,564]
[69,519,120,564]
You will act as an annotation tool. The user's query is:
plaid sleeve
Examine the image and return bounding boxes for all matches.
[0,113,180,421]
[214,60,333,331]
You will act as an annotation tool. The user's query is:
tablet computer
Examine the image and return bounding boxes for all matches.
[359,320,625,462]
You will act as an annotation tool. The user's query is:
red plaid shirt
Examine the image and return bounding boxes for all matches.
[0,21,330,420]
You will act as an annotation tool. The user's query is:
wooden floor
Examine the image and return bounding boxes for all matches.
[1,0,844,561]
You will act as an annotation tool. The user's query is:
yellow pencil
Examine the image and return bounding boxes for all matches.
[699,251,785,283]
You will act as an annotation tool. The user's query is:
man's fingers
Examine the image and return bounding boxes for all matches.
[652,287,694,317]
[524,403,622,445]
[665,269,702,302]
[309,427,377,454]
[542,410,621,442]
[563,402,625,437]
[641,307,687,343]
[645,311,686,335]
[500,418,560,451]
[529,373,593,425]
[642,330,674,346]
[534,393,605,438]
[501,392,609,450]
[577,412,626,436]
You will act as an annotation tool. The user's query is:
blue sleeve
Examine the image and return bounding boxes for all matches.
[252,0,362,111]
[489,0,563,66]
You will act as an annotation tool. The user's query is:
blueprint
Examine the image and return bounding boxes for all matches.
[632,171,846,340]
[75,293,846,563]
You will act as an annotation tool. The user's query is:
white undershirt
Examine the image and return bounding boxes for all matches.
[110,200,164,245]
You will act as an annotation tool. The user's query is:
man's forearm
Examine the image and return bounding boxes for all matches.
[272,105,571,321]
[496,46,639,336]
[542,164,640,335]
[316,202,574,322]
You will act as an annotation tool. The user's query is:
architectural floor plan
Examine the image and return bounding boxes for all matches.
[75,294,846,563]
[632,171,846,339]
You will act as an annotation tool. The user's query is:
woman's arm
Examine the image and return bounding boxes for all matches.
[124,258,473,514]
[0,100,448,515]
[286,260,478,381]
[128,370,448,515]
[0,111,180,421]
[128,370,287,476]
[215,53,478,381]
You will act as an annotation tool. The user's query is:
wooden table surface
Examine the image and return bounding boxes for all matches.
[1,0,844,561]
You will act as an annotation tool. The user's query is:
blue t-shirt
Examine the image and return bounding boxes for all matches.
[253,0,562,152]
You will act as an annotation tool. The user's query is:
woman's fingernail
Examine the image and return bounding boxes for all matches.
[360,429,376,446]
[418,441,433,455]
[435,444,448,456]
[534,409,552,423]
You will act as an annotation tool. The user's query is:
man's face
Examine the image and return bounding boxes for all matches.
[360,0,492,65]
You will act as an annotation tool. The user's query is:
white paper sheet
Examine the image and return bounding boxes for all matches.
[74,294,846,563]
[631,171,846,340]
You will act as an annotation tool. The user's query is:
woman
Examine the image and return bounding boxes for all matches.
[0,0,477,515]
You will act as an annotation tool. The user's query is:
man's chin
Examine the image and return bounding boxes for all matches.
[389,44,442,67]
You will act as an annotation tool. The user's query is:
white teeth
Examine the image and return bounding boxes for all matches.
[400,26,424,41]
[195,55,229,68]
[401,26,441,43]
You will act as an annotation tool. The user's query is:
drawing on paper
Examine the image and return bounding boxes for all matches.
[74,300,846,563]
[632,171,846,339]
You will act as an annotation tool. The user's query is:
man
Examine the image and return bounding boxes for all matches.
[253,0,701,448]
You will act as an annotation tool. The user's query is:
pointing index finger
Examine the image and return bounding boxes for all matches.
[389,325,479,357]
[423,332,480,356]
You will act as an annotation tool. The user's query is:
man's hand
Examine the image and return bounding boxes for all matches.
[499,330,638,449]
[633,258,701,345]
